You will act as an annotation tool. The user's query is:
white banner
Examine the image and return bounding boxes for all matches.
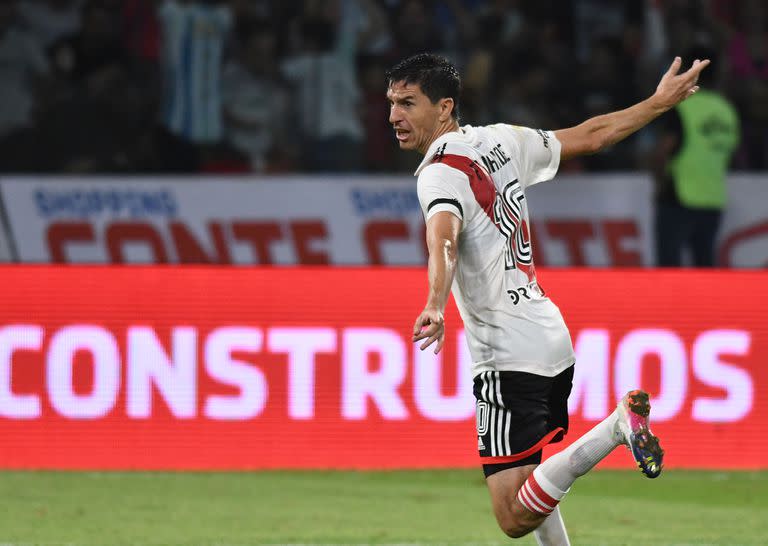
[0,174,764,267]
[718,176,768,268]
[0,193,16,262]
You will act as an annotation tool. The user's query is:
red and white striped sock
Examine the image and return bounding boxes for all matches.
[516,466,567,515]
[518,411,621,516]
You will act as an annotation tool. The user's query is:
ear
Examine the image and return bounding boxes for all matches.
[438,98,455,122]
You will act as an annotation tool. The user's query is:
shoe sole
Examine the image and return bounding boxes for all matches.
[622,390,664,479]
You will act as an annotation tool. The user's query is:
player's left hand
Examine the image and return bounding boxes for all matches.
[412,307,445,354]
[653,56,711,110]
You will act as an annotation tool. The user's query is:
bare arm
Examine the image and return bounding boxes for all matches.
[412,211,461,354]
[555,57,710,160]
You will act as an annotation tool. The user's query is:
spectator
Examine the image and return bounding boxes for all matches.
[48,0,128,88]
[16,0,82,49]
[222,21,291,172]
[475,0,527,53]
[388,0,444,59]
[578,36,639,170]
[122,0,161,65]
[431,0,484,56]
[725,0,768,169]
[281,0,365,172]
[339,0,393,57]
[636,0,668,96]
[121,0,163,129]
[37,1,157,173]
[572,0,634,62]
[0,1,51,173]
[0,1,49,138]
[0,0,764,175]
[652,46,740,267]
[157,0,232,145]
[359,54,397,171]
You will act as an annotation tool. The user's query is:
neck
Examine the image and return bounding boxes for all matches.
[419,118,461,155]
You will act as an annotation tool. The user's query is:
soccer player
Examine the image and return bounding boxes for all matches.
[387,53,709,543]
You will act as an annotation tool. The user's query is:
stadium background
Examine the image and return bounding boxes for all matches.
[0,1,766,545]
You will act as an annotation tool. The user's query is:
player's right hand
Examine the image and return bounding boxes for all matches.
[412,307,445,354]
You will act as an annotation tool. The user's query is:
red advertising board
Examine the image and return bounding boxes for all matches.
[0,266,765,470]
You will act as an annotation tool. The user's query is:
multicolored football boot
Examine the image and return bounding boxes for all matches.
[614,389,664,479]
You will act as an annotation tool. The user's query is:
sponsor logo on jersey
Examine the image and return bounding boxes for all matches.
[536,128,550,148]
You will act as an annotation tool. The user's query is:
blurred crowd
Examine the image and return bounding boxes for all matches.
[0,0,765,174]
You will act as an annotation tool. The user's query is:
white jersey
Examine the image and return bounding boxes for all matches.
[415,124,575,378]
[158,0,232,143]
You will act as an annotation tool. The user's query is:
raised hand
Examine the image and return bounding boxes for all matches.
[653,56,711,111]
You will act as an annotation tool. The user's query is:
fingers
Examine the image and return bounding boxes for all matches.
[664,56,682,77]
[687,58,711,75]
[682,59,709,98]
[419,328,444,352]
[413,313,434,336]
[666,56,710,83]
[656,56,711,107]
[413,316,439,341]
[412,325,429,341]
[419,334,437,351]
[434,333,446,354]
[685,59,709,82]
[411,309,444,349]
[679,58,709,84]
[413,316,425,337]
[413,324,435,342]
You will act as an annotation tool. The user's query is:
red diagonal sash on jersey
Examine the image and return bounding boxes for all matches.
[431,153,537,284]
[433,154,495,217]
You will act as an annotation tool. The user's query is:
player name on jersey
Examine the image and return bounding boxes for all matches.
[479,142,512,174]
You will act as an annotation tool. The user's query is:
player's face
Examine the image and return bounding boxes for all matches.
[387,81,443,154]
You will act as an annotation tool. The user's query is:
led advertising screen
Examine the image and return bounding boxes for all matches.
[0,267,764,470]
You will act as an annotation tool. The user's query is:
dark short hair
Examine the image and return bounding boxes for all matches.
[386,53,461,120]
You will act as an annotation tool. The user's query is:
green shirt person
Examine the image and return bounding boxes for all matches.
[653,46,740,267]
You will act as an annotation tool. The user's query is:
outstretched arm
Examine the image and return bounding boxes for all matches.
[412,211,461,354]
[555,57,710,160]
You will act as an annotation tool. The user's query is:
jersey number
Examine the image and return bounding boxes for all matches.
[492,180,533,271]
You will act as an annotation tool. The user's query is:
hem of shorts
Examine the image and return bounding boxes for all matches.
[480,428,565,464]
[473,356,575,377]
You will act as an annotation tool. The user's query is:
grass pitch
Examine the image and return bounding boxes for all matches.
[0,470,765,545]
